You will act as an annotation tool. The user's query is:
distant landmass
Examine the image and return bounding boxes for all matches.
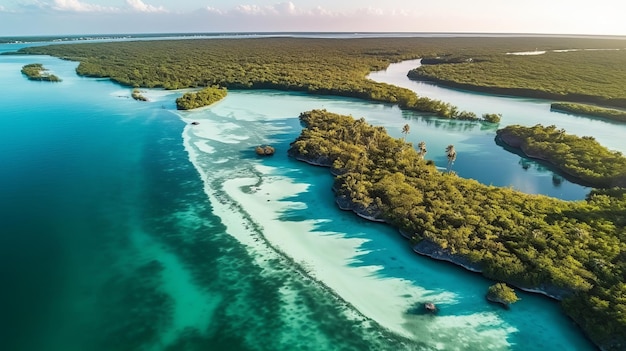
[2,31,626,44]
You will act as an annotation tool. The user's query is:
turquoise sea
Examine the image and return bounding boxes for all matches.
[2,39,624,351]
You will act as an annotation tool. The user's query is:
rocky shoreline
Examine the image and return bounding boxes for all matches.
[290,151,573,301]
[410,239,483,273]
[495,130,549,161]
[287,114,626,348]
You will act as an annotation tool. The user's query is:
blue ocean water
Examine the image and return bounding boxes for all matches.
[1,42,617,351]
[0,52,405,351]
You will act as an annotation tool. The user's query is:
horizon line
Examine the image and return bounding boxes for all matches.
[2,31,626,41]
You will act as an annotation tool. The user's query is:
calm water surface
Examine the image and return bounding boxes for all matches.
[1,41,619,351]
[369,59,626,200]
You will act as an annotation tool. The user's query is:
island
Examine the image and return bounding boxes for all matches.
[255,145,275,156]
[496,124,626,188]
[175,86,227,110]
[20,63,62,82]
[551,102,626,122]
[289,109,626,351]
[486,283,519,308]
[131,88,148,101]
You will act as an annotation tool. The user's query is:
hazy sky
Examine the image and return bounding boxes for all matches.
[0,0,624,36]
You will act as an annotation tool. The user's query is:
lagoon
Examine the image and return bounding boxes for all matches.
[1,40,619,350]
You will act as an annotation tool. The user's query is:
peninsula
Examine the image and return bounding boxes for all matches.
[550,102,626,122]
[408,47,626,117]
[176,86,227,110]
[496,124,626,188]
[289,109,626,351]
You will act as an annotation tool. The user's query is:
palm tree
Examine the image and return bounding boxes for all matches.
[417,141,427,160]
[401,123,410,140]
[445,144,456,172]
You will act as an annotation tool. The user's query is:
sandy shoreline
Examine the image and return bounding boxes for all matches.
[222,172,420,338]
[220,169,515,348]
[177,107,515,349]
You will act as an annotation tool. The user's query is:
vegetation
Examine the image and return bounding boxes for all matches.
[131,88,148,101]
[20,63,61,82]
[551,102,626,122]
[482,113,502,124]
[409,49,626,111]
[445,144,457,172]
[487,283,519,306]
[16,37,626,119]
[289,109,626,350]
[13,36,626,349]
[175,86,227,110]
[496,124,626,188]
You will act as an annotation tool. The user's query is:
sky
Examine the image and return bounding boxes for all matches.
[0,0,625,37]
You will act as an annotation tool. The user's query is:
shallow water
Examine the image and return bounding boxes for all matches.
[0,53,405,351]
[178,90,598,351]
[0,42,615,351]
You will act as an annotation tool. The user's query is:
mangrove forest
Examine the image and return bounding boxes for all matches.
[20,63,62,82]
[13,36,626,120]
[289,109,626,351]
[176,86,228,110]
[551,102,626,122]
[11,36,626,349]
[408,48,626,113]
[496,124,626,188]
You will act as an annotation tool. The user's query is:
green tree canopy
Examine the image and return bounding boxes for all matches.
[487,283,520,306]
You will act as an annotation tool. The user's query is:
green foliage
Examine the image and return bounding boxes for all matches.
[487,283,519,305]
[289,109,626,350]
[497,124,626,188]
[131,88,148,101]
[409,49,626,110]
[16,38,467,117]
[482,113,502,123]
[20,63,62,82]
[175,86,227,110]
[15,36,626,350]
[19,37,622,119]
[551,102,626,122]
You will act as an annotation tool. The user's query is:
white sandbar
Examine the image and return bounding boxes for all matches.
[223,176,414,337]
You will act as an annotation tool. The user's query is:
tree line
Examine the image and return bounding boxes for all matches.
[551,102,626,122]
[496,124,626,188]
[409,49,626,112]
[15,36,626,120]
[175,86,227,110]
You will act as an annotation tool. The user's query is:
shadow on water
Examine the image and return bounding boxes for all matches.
[400,109,501,133]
